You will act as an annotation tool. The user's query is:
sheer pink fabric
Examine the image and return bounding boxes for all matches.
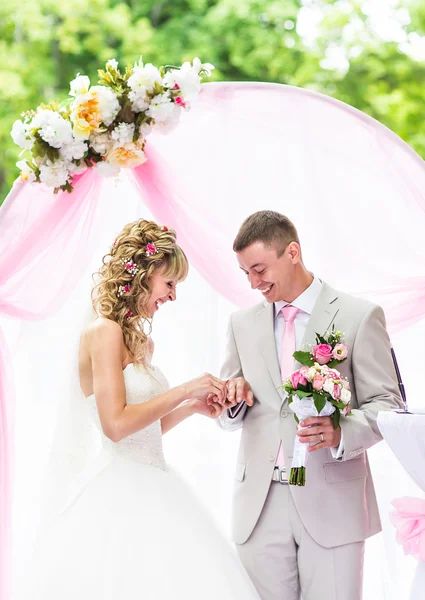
[1,81,425,597]
[0,169,102,598]
[391,497,425,562]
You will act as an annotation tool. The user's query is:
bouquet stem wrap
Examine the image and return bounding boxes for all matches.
[288,396,336,486]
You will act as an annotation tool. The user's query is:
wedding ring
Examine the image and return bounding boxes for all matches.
[320,433,324,442]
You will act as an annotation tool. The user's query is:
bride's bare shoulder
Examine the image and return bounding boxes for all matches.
[82,317,124,346]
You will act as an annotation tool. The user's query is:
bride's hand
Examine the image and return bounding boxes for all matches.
[184,373,227,404]
[189,397,226,419]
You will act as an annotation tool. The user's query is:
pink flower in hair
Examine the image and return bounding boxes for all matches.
[145,243,157,256]
[118,284,131,297]
[124,261,139,275]
[161,226,169,231]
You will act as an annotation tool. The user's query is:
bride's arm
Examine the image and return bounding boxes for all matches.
[161,399,225,435]
[89,320,225,442]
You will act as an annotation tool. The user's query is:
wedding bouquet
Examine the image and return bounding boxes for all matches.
[282,327,352,486]
[11,56,214,193]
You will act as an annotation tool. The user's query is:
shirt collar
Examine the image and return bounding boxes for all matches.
[275,277,322,318]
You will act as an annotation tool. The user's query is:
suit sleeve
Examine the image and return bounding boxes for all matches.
[217,314,248,431]
[340,305,403,460]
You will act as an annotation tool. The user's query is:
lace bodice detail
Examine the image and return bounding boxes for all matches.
[87,363,168,470]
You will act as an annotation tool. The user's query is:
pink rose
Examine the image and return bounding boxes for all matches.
[333,343,348,361]
[299,366,311,381]
[313,374,325,391]
[313,344,333,365]
[327,369,340,380]
[332,384,341,400]
[291,370,308,389]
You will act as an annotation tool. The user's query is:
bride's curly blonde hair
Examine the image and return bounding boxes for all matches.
[92,219,188,363]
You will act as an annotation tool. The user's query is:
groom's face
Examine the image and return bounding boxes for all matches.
[237,241,298,303]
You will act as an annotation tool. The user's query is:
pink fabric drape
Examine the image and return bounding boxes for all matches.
[391,497,425,562]
[134,82,425,330]
[2,81,425,598]
[0,168,102,599]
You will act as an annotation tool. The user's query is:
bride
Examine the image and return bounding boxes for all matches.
[14,218,259,599]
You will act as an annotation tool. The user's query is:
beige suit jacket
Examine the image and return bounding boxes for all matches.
[219,282,402,547]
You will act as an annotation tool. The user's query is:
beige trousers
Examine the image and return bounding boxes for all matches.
[236,482,365,600]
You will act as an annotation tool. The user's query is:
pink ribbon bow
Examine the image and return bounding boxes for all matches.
[390,497,425,562]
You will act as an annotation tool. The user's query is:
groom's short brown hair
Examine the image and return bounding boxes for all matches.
[233,211,300,257]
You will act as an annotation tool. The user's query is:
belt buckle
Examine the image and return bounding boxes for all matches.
[273,466,287,484]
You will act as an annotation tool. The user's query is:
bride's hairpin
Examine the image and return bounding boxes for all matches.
[145,243,158,256]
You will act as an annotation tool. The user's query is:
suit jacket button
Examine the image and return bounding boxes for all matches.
[280,409,288,418]
[269,453,276,462]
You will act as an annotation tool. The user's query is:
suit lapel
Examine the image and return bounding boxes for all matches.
[256,302,285,401]
[299,282,340,365]
[255,282,340,404]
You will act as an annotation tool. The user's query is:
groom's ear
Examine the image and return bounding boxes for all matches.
[286,242,301,263]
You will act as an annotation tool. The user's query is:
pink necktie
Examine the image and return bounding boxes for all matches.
[275,305,299,473]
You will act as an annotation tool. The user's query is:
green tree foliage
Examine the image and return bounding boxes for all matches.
[1,0,424,202]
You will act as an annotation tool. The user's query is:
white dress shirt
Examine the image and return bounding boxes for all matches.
[274,277,344,459]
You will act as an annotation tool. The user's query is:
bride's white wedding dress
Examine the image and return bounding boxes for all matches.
[15,363,260,599]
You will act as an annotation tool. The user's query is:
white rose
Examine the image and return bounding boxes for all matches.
[32,110,74,148]
[90,132,112,155]
[111,123,135,146]
[39,160,70,188]
[323,379,335,397]
[146,93,175,123]
[70,74,91,97]
[60,138,88,161]
[128,62,162,95]
[340,388,351,405]
[90,86,121,126]
[11,120,34,149]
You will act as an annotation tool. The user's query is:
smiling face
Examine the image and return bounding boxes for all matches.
[142,268,178,317]
[237,240,303,303]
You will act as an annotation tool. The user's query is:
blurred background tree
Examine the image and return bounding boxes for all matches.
[1,0,424,203]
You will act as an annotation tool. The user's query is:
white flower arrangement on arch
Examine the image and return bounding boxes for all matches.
[11,56,214,192]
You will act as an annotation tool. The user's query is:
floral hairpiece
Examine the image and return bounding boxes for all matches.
[122,259,139,275]
[118,284,131,297]
[161,226,168,231]
[145,243,158,256]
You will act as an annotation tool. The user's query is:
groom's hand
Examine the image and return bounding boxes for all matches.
[223,377,254,408]
[297,416,341,452]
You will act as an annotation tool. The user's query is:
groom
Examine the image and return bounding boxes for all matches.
[218,210,403,600]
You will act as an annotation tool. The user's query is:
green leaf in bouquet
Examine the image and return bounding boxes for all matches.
[315,333,327,345]
[296,383,310,393]
[293,351,314,366]
[313,392,326,414]
[152,81,165,97]
[327,358,346,369]
[332,409,341,430]
[332,400,346,410]
[295,391,312,399]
